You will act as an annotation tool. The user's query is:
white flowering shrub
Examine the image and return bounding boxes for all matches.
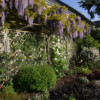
[80,47,100,62]
[66,38,77,62]
[9,32,47,65]
[50,35,69,77]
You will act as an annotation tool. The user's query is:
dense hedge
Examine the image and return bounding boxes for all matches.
[13,64,57,92]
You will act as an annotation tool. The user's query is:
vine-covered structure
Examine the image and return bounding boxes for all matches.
[0,0,92,53]
[45,0,94,25]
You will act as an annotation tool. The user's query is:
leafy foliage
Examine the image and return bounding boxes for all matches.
[75,66,92,75]
[13,64,57,92]
[91,29,100,43]
[50,35,69,78]
[78,0,100,18]
[0,52,18,88]
[91,60,100,70]
[9,32,47,65]
[80,47,100,62]
[0,0,91,39]
[75,35,100,51]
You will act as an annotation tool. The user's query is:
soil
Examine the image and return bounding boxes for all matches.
[50,75,100,100]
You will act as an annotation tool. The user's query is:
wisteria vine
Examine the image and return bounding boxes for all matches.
[0,0,91,39]
[46,5,91,39]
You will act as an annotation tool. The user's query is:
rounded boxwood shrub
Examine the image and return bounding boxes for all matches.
[13,64,57,92]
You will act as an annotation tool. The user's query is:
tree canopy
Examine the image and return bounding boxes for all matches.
[78,0,100,18]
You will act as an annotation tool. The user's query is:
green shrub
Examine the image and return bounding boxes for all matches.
[92,60,100,70]
[0,82,18,100]
[13,64,57,92]
[74,35,100,66]
[75,35,100,51]
[50,35,69,78]
[69,97,76,100]
[75,66,92,75]
[91,29,100,43]
[80,47,100,62]
[67,70,75,75]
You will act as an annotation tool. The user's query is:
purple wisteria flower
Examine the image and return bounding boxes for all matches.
[58,21,63,37]
[38,8,41,15]
[42,6,46,10]
[72,31,78,39]
[28,0,34,8]
[79,31,84,39]
[9,0,13,9]
[18,6,24,17]
[25,14,28,21]
[28,17,33,27]
[76,16,81,21]
[23,0,28,9]
[1,0,5,9]
[1,10,5,26]
[44,14,47,24]
[77,20,81,27]
[15,0,19,9]
[66,26,70,35]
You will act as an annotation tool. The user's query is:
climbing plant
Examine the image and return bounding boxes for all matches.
[0,0,91,39]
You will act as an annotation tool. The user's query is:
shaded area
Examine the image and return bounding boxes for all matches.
[50,75,100,100]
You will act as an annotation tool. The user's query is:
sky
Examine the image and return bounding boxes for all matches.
[61,0,100,21]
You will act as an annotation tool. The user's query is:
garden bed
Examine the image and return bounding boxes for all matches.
[50,75,100,100]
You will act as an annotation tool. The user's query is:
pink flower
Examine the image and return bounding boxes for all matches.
[0,85,3,89]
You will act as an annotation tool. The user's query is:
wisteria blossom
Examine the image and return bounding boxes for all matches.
[15,0,19,9]
[0,0,91,39]
[66,26,70,35]
[1,0,5,9]
[38,8,42,15]
[28,0,34,8]
[58,21,63,37]
[9,0,13,9]
[72,31,78,39]
[1,10,5,26]
[28,17,33,27]
[79,31,84,39]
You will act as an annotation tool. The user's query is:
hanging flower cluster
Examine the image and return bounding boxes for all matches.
[46,5,68,37]
[0,0,47,27]
[0,1,91,39]
[69,16,91,39]
[46,5,91,39]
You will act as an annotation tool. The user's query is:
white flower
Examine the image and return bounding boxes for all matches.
[54,58,57,60]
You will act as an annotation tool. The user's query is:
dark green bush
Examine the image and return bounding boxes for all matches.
[75,35,100,51]
[74,35,100,66]
[75,66,92,75]
[91,29,100,43]
[13,64,57,92]
[91,60,100,70]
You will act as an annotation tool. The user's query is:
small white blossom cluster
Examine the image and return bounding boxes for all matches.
[51,35,67,60]
[66,38,77,61]
[80,47,100,62]
[9,32,47,65]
